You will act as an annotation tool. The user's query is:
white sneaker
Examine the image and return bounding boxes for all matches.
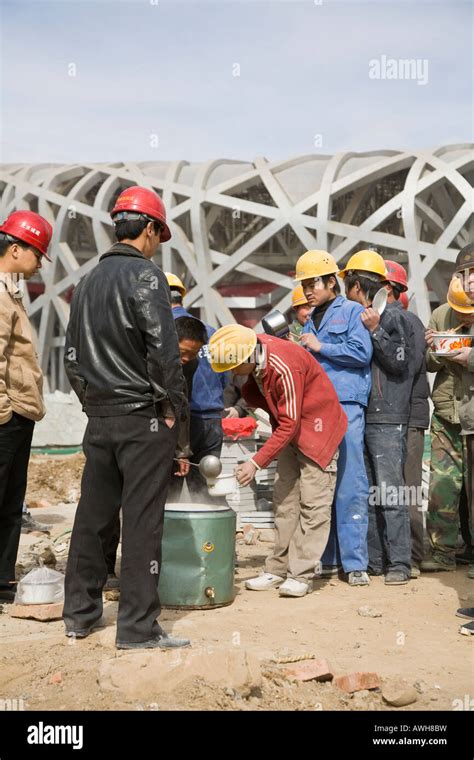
[348,571,370,586]
[278,578,311,597]
[245,572,284,591]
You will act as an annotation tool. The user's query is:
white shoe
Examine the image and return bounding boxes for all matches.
[278,578,311,597]
[245,572,284,591]
[348,571,370,586]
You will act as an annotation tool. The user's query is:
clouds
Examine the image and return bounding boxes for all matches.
[1,0,471,163]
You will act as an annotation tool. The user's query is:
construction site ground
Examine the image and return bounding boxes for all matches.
[0,453,472,712]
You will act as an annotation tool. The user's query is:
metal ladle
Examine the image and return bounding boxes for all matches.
[197,455,223,479]
[173,454,223,479]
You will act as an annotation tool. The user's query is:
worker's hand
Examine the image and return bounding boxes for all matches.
[446,347,472,367]
[174,458,190,476]
[425,328,436,349]
[164,416,176,429]
[224,406,239,418]
[361,308,380,333]
[300,333,321,352]
[235,460,257,487]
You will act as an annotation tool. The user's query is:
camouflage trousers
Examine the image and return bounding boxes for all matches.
[426,413,469,563]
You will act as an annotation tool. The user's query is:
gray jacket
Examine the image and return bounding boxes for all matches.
[404,310,430,429]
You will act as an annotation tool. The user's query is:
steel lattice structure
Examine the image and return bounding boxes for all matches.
[1,144,472,390]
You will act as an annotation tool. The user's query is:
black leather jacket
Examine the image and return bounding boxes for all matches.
[64,243,187,427]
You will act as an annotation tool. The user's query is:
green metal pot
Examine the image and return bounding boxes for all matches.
[158,503,236,609]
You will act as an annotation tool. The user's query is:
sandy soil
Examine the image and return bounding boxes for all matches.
[1,454,472,712]
[26,453,85,506]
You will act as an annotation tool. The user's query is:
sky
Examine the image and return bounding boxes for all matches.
[0,0,472,164]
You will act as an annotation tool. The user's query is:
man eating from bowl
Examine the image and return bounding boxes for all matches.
[446,246,474,594]
[423,244,474,577]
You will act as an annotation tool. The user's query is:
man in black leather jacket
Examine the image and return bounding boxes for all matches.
[63,186,190,650]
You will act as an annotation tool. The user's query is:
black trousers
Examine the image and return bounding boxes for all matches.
[0,413,35,590]
[105,416,225,569]
[104,514,121,575]
[63,411,177,643]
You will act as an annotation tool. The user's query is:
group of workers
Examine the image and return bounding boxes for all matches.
[209,245,474,604]
[0,185,473,648]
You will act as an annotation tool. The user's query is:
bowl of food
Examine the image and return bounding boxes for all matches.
[432,332,472,355]
[207,473,238,497]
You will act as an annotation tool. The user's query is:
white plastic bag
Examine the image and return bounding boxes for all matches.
[15,566,64,605]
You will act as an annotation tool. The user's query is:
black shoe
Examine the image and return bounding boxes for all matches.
[420,557,456,572]
[116,632,191,650]
[320,565,341,578]
[104,573,120,591]
[456,607,474,620]
[0,588,16,603]
[459,620,474,635]
[385,570,410,585]
[455,546,473,565]
[21,513,50,534]
[367,567,384,577]
[65,620,106,639]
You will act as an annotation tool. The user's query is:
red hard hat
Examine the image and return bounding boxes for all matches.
[384,260,408,291]
[111,186,171,242]
[0,210,53,261]
[399,291,409,310]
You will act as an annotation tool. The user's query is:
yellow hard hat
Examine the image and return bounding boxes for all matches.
[164,271,186,297]
[294,250,338,281]
[338,250,388,280]
[291,285,309,308]
[447,275,474,314]
[208,324,257,372]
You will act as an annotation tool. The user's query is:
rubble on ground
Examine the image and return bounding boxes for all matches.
[9,602,63,621]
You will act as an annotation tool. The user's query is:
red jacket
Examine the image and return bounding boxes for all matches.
[242,335,347,470]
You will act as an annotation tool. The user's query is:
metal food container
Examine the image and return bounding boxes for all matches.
[261,309,290,338]
[158,503,236,609]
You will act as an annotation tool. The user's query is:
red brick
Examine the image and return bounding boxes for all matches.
[334,672,380,693]
[9,602,63,621]
[282,658,334,682]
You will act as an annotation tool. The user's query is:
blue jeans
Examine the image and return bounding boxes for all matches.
[322,402,369,572]
[365,423,411,575]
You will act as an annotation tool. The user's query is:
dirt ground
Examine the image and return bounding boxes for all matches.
[1,453,472,712]
[26,453,85,505]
